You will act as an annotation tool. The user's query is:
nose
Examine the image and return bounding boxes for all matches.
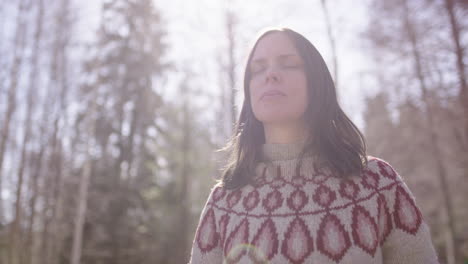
[265,66,281,83]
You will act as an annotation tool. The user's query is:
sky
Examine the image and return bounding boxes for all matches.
[1,0,378,203]
[76,0,377,129]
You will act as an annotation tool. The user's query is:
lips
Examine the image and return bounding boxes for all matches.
[260,90,286,100]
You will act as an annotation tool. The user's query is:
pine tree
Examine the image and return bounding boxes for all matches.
[74,0,167,263]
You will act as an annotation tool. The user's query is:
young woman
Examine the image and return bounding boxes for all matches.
[189,27,439,264]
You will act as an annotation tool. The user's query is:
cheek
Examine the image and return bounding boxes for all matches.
[249,80,261,100]
[288,73,309,109]
[248,81,261,110]
[297,75,308,97]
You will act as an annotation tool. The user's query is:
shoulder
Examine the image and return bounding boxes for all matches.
[364,155,400,181]
[364,156,420,205]
[359,155,412,197]
[366,155,392,168]
[205,181,229,204]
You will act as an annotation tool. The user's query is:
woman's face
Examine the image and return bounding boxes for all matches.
[248,32,309,126]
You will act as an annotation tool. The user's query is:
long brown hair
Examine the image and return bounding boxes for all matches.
[218,27,367,190]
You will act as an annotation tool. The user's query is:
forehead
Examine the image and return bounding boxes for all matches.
[251,32,299,59]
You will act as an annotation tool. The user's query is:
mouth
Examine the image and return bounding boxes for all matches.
[260,90,286,100]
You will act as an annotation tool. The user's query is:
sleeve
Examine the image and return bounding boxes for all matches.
[188,184,224,264]
[374,158,440,264]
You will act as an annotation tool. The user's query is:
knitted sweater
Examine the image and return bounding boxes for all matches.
[188,141,439,264]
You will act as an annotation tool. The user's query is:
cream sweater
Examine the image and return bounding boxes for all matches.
[188,141,440,263]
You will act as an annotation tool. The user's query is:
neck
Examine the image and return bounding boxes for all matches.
[263,121,309,144]
[258,137,318,180]
[261,140,309,161]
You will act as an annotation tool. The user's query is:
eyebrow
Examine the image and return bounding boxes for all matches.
[251,53,300,64]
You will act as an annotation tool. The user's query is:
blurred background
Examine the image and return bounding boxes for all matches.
[0,0,466,263]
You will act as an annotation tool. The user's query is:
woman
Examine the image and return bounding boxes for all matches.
[189,27,439,264]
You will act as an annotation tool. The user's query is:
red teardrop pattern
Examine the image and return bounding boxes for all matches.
[249,218,279,262]
[226,189,242,208]
[262,189,283,213]
[394,185,422,235]
[287,189,308,211]
[362,170,379,190]
[224,218,249,263]
[219,213,230,247]
[351,205,379,257]
[196,207,219,253]
[281,217,314,263]
[312,185,337,208]
[377,160,397,179]
[317,214,351,262]
[243,189,260,211]
[377,194,393,245]
[212,186,226,202]
[339,179,360,200]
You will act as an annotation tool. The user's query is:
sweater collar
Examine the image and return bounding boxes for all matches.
[261,139,315,162]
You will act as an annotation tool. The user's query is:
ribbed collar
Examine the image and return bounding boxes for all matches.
[261,139,315,162]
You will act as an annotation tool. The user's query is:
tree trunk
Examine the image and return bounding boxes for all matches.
[48,0,72,258]
[320,0,339,92]
[26,145,45,264]
[403,1,458,263]
[70,159,92,264]
[179,79,191,262]
[226,9,237,133]
[40,5,64,262]
[444,0,468,148]
[24,0,45,264]
[7,0,32,262]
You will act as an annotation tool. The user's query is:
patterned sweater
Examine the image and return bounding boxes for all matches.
[188,141,439,264]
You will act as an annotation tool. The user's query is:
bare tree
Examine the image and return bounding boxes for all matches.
[365,0,462,262]
[70,97,96,264]
[226,8,238,133]
[6,0,33,263]
[177,75,193,262]
[444,0,468,168]
[23,0,44,258]
[401,2,457,263]
[216,6,239,145]
[320,0,339,91]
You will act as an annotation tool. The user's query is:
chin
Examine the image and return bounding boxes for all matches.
[255,112,296,124]
[254,106,308,125]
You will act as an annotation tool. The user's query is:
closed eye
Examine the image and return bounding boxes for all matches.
[250,63,266,75]
[249,54,304,75]
[280,56,304,68]
[282,63,303,69]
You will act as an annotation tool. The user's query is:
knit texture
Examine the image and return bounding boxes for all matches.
[188,141,440,264]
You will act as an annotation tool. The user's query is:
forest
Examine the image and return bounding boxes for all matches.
[0,0,466,263]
